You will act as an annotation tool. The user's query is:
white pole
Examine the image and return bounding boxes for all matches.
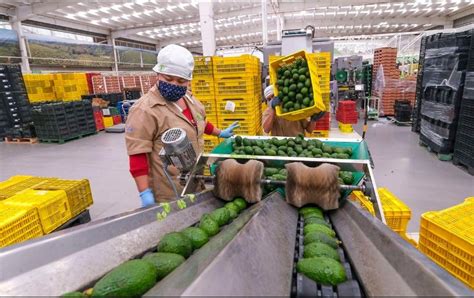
[10,19,30,73]
[262,0,268,46]
[198,0,216,56]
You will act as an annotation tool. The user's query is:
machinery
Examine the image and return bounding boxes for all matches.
[0,131,472,296]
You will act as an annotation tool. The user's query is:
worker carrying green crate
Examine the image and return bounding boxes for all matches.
[262,85,325,136]
[125,44,239,207]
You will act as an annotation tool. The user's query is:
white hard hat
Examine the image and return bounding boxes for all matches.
[264,85,274,99]
[153,44,194,80]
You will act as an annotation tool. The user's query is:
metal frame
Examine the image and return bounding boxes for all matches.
[182,151,386,224]
[0,191,221,296]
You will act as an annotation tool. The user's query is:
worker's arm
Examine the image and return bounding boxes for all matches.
[205,120,239,138]
[129,153,149,192]
[262,107,276,134]
[125,106,157,207]
[262,97,281,134]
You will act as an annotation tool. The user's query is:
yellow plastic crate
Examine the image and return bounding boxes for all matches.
[103,116,114,128]
[204,136,220,153]
[199,96,217,115]
[322,92,330,112]
[350,191,376,216]
[213,56,259,77]
[309,130,329,138]
[216,96,261,118]
[418,197,474,289]
[307,52,331,72]
[214,76,260,97]
[218,116,261,135]
[33,179,93,217]
[0,175,33,190]
[4,189,71,234]
[191,78,215,97]
[270,50,324,121]
[193,56,214,77]
[378,188,411,233]
[0,204,43,248]
[338,122,354,133]
[0,176,52,200]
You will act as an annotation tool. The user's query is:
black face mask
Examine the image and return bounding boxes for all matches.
[157,80,187,102]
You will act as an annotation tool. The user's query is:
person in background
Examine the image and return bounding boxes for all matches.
[262,85,323,136]
[125,44,239,207]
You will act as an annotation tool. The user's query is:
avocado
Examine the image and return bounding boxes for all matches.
[344,147,353,156]
[299,206,323,217]
[181,227,209,249]
[296,257,347,285]
[301,87,309,95]
[198,214,220,236]
[303,97,310,106]
[284,79,290,86]
[277,150,287,156]
[92,260,158,297]
[279,168,287,175]
[295,93,303,101]
[284,101,294,109]
[272,174,287,181]
[242,138,250,146]
[210,208,231,226]
[157,232,193,258]
[331,153,339,159]
[299,75,306,82]
[304,224,336,237]
[142,252,185,280]
[265,149,277,156]
[284,70,291,77]
[282,87,289,95]
[62,292,86,297]
[304,217,331,228]
[303,242,340,260]
[305,78,311,88]
[287,140,295,147]
[304,231,340,248]
[264,168,279,176]
[289,84,297,91]
[254,148,265,155]
[292,73,300,80]
[298,67,307,75]
[225,202,241,214]
[322,153,331,158]
[294,103,301,110]
[233,197,247,210]
[322,145,333,154]
[334,147,345,154]
[313,139,323,148]
[311,148,323,155]
[235,136,243,146]
[295,146,303,154]
[244,146,254,155]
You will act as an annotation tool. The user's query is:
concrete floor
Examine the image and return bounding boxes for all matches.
[0,120,472,232]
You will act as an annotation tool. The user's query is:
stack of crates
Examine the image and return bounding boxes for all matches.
[213,55,261,136]
[3,189,71,234]
[349,188,412,241]
[192,57,219,153]
[418,197,473,289]
[0,175,94,248]
[53,73,89,101]
[23,74,56,103]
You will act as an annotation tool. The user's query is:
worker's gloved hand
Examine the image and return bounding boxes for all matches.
[139,188,155,207]
[270,96,281,109]
[219,121,239,138]
[310,111,326,122]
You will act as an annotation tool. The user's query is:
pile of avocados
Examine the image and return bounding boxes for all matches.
[63,198,249,297]
[276,57,314,114]
[232,135,353,159]
[296,206,347,286]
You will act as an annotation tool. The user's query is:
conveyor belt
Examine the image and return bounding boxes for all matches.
[0,191,471,296]
[292,214,363,297]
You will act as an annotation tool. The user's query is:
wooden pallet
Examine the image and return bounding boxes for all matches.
[4,137,38,144]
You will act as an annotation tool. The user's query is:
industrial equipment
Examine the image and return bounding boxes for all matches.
[0,135,471,296]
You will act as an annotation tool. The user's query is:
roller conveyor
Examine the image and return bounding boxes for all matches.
[0,190,471,296]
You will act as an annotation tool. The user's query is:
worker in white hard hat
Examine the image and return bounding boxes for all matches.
[125,44,239,207]
[262,85,323,136]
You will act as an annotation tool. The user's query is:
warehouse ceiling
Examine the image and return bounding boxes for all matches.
[1,0,473,50]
